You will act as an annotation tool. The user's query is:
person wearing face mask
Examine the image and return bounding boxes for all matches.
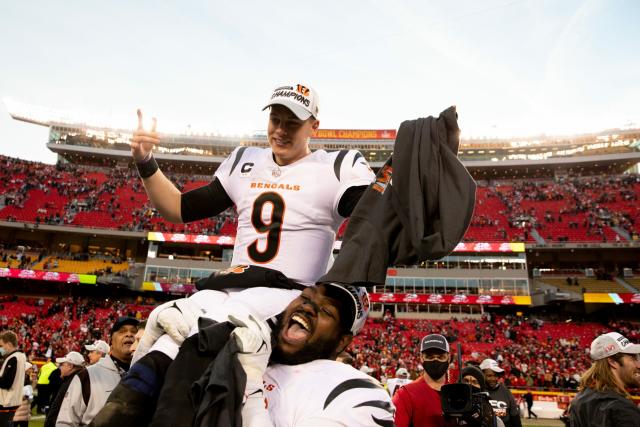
[393,333,456,427]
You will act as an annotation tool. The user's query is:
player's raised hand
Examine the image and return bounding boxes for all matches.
[131,109,160,162]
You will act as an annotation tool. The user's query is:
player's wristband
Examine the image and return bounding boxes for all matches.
[136,154,159,179]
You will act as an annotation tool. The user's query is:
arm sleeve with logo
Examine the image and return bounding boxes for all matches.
[54,376,85,427]
[333,150,375,217]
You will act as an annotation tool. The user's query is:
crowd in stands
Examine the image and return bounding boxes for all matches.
[0,296,153,361]
[472,174,640,243]
[351,311,640,392]
[1,155,638,243]
[0,155,232,235]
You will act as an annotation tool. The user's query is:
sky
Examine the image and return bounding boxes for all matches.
[1,0,639,164]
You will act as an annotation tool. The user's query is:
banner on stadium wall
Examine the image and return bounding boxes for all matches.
[141,281,196,294]
[78,274,97,285]
[452,242,526,253]
[334,241,526,252]
[148,234,522,253]
[0,268,96,284]
[313,129,397,140]
[370,293,532,305]
[583,293,640,304]
[147,232,235,246]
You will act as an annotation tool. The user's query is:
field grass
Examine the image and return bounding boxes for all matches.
[522,419,565,427]
[28,415,44,427]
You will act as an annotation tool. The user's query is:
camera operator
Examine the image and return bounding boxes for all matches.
[393,334,455,427]
[459,366,505,427]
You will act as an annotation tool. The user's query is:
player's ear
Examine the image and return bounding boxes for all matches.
[335,334,353,356]
[311,119,320,133]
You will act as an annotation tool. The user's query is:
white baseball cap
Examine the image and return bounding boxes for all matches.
[360,365,373,374]
[263,83,320,120]
[85,340,110,354]
[396,368,409,377]
[480,358,504,373]
[56,351,86,367]
[590,332,640,360]
[323,282,370,335]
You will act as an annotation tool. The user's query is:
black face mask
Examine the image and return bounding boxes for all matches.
[422,361,449,380]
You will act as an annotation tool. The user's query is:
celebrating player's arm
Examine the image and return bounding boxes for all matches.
[131,109,234,224]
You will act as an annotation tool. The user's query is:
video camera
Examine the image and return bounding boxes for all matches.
[440,344,497,427]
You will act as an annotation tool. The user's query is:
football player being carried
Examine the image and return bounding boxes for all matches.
[131,82,373,360]
[92,83,375,423]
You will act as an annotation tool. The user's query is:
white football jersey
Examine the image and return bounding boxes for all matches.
[215,147,374,284]
[264,360,395,426]
[386,378,411,396]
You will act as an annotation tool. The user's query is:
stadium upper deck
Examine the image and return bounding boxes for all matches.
[6,100,640,177]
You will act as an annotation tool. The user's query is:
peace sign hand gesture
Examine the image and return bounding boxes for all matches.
[131,109,159,162]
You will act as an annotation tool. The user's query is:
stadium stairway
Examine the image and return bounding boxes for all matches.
[626,278,640,291]
[529,229,546,244]
[611,226,631,241]
[30,256,52,271]
[615,277,640,292]
[532,280,582,301]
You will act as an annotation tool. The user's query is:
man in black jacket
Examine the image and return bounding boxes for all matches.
[523,389,536,419]
[480,358,522,427]
[570,332,640,427]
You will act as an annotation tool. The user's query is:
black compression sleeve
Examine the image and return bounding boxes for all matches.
[337,185,368,217]
[0,356,17,389]
[180,178,234,223]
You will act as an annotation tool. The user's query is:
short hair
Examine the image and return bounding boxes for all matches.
[0,330,18,347]
[579,354,630,399]
[336,351,354,366]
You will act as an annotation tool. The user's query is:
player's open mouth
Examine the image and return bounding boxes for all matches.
[282,312,312,345]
